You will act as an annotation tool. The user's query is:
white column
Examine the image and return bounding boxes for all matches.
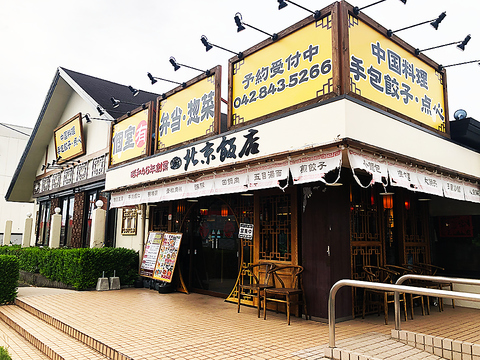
[49,207,62,248]
[90,200,106,248]
[22,213,33,248]
[3,220,12,246]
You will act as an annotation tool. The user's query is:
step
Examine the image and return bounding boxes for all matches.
[0,305,108,360]
[0,319,50,360]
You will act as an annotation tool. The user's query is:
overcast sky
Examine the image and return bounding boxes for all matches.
[1,0,479,128]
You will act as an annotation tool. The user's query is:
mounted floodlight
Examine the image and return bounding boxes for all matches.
[234,12,278,41]
[277,0,321,20]
[97,106,105,116]
[387,11,446,38]
[200,35,244,59]
[147,72,187,88]
[457,34,471,51]
[83,113,115,123]
[415,34,472,56]
[110,97,146,110]
[169,56,210,75]
[353,0,406,16]
[454,109,467,120]
[437,58,480,72]
[128,85,139,97]
[110,97,121,108]
[430,11,447,30]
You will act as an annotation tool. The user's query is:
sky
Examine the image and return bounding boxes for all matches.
[1,0,479,128]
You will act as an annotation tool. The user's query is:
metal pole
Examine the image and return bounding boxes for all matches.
[328,279,480,348]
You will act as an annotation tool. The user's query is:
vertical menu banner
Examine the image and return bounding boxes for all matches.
[139,232,164,277]
[152,232,183,283]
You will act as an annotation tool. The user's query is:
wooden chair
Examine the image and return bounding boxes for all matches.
[417,263,454,312]
[384,264,425,319]
[362,265,407,325]
[263,265,308,325]
[237,262,275,318]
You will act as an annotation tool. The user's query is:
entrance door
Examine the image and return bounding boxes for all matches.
[181,197,240,296]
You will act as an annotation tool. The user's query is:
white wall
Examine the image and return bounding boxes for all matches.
[0,124,35,244]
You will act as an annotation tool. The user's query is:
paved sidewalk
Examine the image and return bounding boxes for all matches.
[0,287,478,359]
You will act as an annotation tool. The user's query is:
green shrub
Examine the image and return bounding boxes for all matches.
[0,346,12,360]
[0,246,138,291]
[0,255,19,304]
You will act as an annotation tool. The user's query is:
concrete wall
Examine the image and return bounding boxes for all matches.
[0,124,35,244]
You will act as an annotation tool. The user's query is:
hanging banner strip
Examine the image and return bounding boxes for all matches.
[110,191,126,209]
[464,182,480,203]
[442,176,465,201]
[347,149,388,188]
[141,185,163,204]
[415,169,444,196]
[387,161,418,190]
[162,180,187,201]
[185,174,215,199]
[290,150,342,185]
[214,168,249,195]
[123,189,144,207]
[248,160,290,191]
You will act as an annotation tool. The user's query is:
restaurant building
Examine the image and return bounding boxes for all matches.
[5,67,158,248]
[104,1,480,320]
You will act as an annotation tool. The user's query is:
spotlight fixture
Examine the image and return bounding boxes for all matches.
[234,12,278,41]
[110,97,147,110]
[169,56,210,76]
[147,72,187,88]
[97,106,105,116]
[200,35,243,59]
[387,11,446,37]
[128,85,139,97]
[277,0,321,20]
[415,34,471,56]
[353,0,406,16]
[437,59,480,72]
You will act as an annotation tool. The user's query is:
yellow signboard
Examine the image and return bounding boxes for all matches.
[157,73,218,150]
[110,108,149,166]
[231,15,333,125]
[348,16,446,132]
[54,113,85,162]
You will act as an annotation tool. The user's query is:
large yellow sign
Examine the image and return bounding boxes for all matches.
[349,16,446,132]
[54,113,85,163]
[157,75,217,150]
[110,109,149,166]
[231,16,333,125]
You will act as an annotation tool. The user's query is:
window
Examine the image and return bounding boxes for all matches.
[36,201,51,246]
[60,195,75,247]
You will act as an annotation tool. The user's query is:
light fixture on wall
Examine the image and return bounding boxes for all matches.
[169,56,210,76]
[83,113,116,124]
[380,191,394,209]
[234,12,278,41]
[353,0,406,16]
[200,35,244,59]
[387,11,446,37]
[147,72,186,89]
[415,34,471,56]
[277,0,321,20]
[128,85,139,97]
[438,59,480,72]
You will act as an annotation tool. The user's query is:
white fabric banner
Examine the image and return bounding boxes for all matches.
[442,176,465,201]
[141,185,163,204]
[415,169,444,196]
[387,161,418,190]
[464,182,480,203]
[185,174,215,199]
[162,180,187,201]
[290,149,342,185]
[248,160,290,191]
[110,192,126,209]
[123,189,144,207]
[347,149,388,187]
[214,168,249,195]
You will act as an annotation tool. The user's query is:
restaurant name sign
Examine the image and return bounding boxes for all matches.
[54,113,85,162]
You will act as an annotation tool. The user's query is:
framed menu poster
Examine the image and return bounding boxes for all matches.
[152,232,183,283]
[139,232,164,277]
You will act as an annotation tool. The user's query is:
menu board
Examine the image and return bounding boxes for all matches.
[152,232,183,283]
[139,232,164,277]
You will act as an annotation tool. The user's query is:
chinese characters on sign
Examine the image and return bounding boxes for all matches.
[232,17,333,124]
[152,232,183,283]
[349,17,446,132]
[139,232,164,277]
[157,73,219,150]
[110,109,149,166]
[54,113,85,162]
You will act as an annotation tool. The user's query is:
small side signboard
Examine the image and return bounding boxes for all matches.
[152,232,183,283]
[239,223,254,240]
[139,232,164,277]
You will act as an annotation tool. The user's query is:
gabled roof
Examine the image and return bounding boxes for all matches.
[6,67,159,203]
